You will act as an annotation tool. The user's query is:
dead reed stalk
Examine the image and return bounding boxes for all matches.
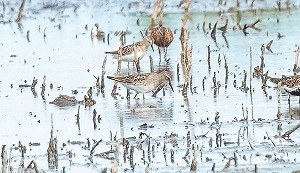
[293,46,299,74]
[259,44,265,74]
[150,0,163,30]
[207,45,211,71]
[93,109,97,129]
[41,75,46,100]
[111,32,125,97]
[249,47,254,119]
[100,56,107,94]
[16,0,26,22]
[47,114,58,169]
[1,145,7,173]
[224,54,228,88]
[31,77,37,90]
[179,0,192,97]
[282,123,300,138]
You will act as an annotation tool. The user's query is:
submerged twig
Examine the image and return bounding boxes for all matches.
[282,123,300,138]
[266,132,276,147]
[222,157,236,171]
[89,139,102,162]
[266,40,273,53]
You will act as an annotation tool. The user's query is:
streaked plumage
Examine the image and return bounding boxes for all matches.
[105,37,153,62]
[271,75,300,96]
[150,23,174,48]
[107,70,173,97]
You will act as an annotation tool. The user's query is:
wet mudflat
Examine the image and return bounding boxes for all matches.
[1,0,300,172]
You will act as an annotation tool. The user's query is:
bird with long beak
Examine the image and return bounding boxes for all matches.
[105,37,153,62]
[107,70,173,98]
[150,21,174,58]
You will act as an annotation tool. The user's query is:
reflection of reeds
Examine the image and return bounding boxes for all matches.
[75,105,81,134]
[202,13,206,35]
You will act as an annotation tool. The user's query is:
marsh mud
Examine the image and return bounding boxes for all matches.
[1,0,300,172]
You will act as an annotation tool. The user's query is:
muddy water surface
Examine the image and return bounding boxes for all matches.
[1,0,300,172]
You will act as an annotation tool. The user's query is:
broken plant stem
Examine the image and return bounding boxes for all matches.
[16,0,26,22]
[100,56,107,94]
[293,46,299,74]
[266,132,276,147]
[282,123,300,138]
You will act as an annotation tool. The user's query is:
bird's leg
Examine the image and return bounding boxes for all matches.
[152,84,164,97]
[288,95,290,105]
[135,60,140,73]
[126,89,130,100]
[143,94,145,100]
[134,92,138,99]
[158,47,162,63]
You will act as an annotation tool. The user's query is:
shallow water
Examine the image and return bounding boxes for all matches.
[1,0,300,172]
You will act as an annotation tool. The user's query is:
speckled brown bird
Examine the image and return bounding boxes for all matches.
[271,75,300,96]
[105,37,153,62]
[107,70,173,98]
[150,22,174,57]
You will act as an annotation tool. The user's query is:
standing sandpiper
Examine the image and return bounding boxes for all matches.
[107,70,173,98]
[271,75,300,104]
[271,75,300,96]
[150,21,174,58]
[105,37,153,62]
